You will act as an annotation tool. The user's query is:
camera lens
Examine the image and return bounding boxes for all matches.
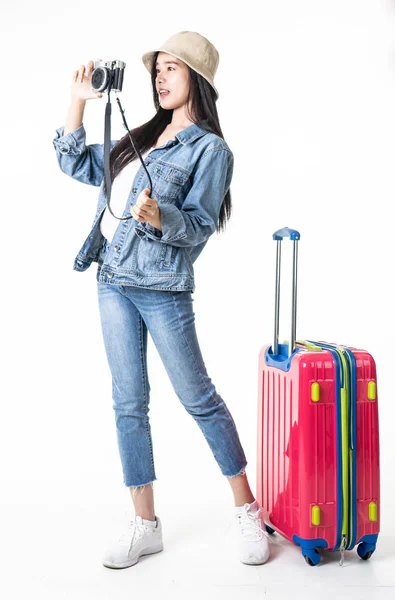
[92,67,109,92]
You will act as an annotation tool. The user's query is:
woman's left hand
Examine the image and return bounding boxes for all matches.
[130,188,162,231]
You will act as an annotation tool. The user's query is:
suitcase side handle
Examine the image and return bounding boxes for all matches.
[273,227,301,357]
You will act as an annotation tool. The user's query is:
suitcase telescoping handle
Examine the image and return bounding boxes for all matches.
[272,227,301,358]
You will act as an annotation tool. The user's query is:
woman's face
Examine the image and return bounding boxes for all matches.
[155,51,191,110]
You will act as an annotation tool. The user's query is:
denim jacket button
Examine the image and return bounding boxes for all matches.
[107,272,113,278]
[114,245,119,251]
[132,187,137,193]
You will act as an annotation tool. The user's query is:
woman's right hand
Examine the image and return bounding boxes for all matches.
[71,59,104,101]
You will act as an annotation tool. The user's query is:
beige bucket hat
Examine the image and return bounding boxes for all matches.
[142,31,220,98]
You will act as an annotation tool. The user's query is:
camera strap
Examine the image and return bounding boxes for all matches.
[103,82,153,221]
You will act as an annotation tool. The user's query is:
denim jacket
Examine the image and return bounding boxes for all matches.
[52,119,234,292]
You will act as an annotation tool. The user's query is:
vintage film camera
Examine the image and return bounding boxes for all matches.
[92,60,126,93]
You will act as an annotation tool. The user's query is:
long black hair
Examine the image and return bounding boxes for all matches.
[102,51,232,234]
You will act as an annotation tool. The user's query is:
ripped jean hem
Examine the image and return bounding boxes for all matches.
[224,464,247,479]
[126,479,157,497]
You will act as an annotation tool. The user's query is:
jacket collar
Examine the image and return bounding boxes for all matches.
[174,119,212,145]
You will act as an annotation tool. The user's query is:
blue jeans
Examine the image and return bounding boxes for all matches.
[97,238,247,489]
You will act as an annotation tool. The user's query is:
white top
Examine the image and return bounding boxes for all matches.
[100,147,153,242]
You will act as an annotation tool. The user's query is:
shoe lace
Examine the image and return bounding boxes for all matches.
[237,504,270,541]
[118,518,146,547]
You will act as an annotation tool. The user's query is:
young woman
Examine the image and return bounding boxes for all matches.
[53,31,270,569]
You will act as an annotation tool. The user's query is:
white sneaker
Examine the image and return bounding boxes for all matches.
[102,515,163,569]
[236,502,270,565]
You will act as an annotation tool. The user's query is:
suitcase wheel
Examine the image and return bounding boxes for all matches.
[265,524,275,535]
[357,542,375,561]
[303,549,321,566]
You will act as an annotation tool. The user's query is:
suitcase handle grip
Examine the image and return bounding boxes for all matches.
[273,228,301,358]
[272,227,301,241]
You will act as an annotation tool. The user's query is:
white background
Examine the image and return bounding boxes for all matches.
[1,0,395,595]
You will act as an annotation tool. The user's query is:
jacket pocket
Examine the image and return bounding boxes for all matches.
[155,243,177,270]
[152,162,190,201]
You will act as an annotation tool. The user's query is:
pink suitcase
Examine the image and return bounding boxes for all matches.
[256,228,380,566]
